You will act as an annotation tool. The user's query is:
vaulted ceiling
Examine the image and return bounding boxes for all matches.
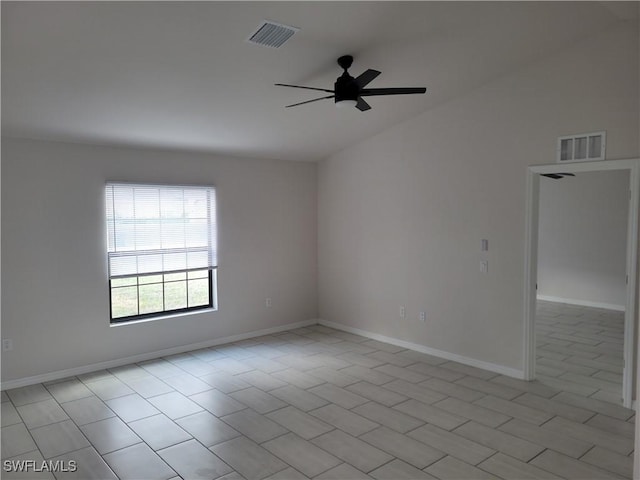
[2,2,637,161]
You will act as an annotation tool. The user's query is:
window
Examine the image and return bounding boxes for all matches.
[105,183,217,323]
[557,131,606,163]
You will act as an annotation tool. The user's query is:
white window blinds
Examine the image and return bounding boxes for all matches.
[106,183,217,278]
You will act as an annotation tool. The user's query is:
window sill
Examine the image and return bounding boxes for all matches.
[109,307,217,327]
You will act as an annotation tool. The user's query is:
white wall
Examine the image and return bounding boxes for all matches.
[1,138,318,382]
[318,21,639,372]
[538,170,629,309]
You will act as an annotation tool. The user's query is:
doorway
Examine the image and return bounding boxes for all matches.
[523,159,640,408]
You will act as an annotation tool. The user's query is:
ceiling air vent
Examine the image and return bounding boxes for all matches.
[246,20,299,48]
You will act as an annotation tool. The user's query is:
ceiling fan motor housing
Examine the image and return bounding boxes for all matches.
[334,74,359,103]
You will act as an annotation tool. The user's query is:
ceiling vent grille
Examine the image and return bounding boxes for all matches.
[247,20,299,48]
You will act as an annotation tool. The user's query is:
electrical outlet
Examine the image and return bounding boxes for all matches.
[266,297,272,308]
[2,339,13,352]
[419,311,426,322]
[399,305,406,318]
[480,261,488,273]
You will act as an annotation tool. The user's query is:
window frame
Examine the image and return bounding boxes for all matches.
[105,182,218,324]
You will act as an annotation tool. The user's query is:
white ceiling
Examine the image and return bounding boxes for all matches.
[2,2,637,161]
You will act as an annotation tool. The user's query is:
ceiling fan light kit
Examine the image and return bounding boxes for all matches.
[276,55,427,111]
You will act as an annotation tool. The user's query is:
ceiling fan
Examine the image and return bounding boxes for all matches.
[275,55,427,111]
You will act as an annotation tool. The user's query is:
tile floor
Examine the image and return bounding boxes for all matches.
[536,300,624,405]
[1,319,635,480]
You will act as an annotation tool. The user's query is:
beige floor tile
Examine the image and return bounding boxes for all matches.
[105,393,160,422]
[586,413,635,438]
[31,420,91,458]
[421,378,485,402]
[369,459,437,479]
[210,436,287,480]
[16,399,69,429]
[513,392,595,423]
[373,365,427,383]
[553,392,623,419]
[1,402,22,427]
[312,430,393,473]
[139,359,186,378]
[51,447,118,480]
[265,467,310,480]
[45,379,93,404]
[478,452,562,479]
[148,391,205,418]
[85,377,135,401]
[103,443,176,480]
[406,362,465,382]
[128,414,192,450]
[79,417,141,455]
[158,439,233,480]
[272,369,325,389]
[237,370,288,391]
[352,402,424,433]
[407,423,495,465]
[498,418,592,458]
[529,449,624,480]
[367,350,416,367]
[360,426,444,468]
[308,384,368,409]
[269,385,328,412]
[1,423,38,459]
[425,456,499,480]
[175,410,240,447]
[337,352,385,369]
[453,376,521,400]
[230,386,288,414]
[315,463,370,479]
[381,379,445,405]
[489,375,558,398]
[2,449,56,480]
[200,371,252,393]
[541,416,634,455]
[309,404,379,436]
[339,365,394,385]
[345,381,408,407]
[393,399,466,431]
[122,375,175,398]
[108,363,151,382]
[581,446,633,478]
[161,374,212,396]
[439,362,497,380]
[7,384,53,406]
[473,395,553,425]
[307,367,360,387]
[60,396,115,426]
[453,421,544,462]
[221,408,288,443]
[267,406,333,439]
[263,432,341,477]
[432,397,511,428]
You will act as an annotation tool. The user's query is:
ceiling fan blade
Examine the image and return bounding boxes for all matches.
[285,95,335,108]
[355,97,371,111]
[355,69,381,88]
[275,83,334,93]
[360,87,427,96]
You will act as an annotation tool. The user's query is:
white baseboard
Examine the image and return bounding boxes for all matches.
[318,319,525,380]
[1,319,317,391]
[537,295,625,312]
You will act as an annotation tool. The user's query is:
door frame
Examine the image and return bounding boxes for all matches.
[523,158,639,409]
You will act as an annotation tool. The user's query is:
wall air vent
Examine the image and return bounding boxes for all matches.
[557,131,606,163]
[246,20,299,48]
